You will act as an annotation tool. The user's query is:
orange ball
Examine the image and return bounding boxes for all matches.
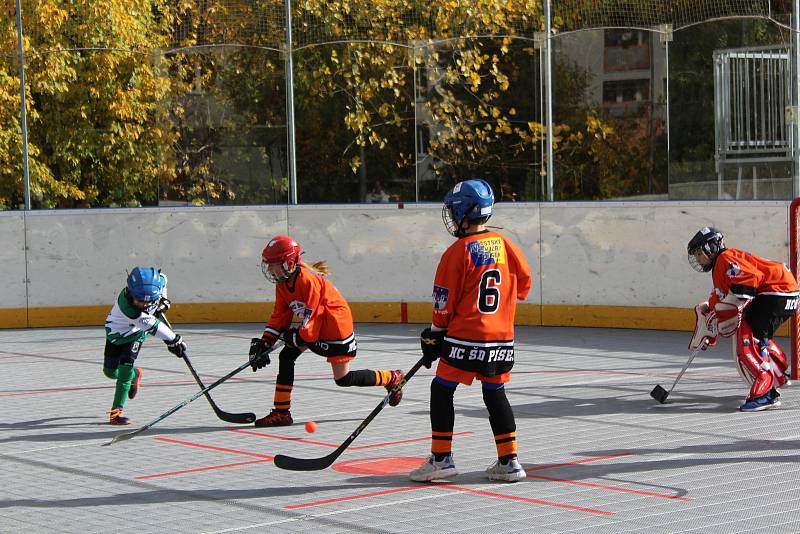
[305,421,317,433]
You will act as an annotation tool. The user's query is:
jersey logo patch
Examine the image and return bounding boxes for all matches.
[725,261,742,278]
[467,238,506,267]
[289,300,313,326]
[433,285,449,310]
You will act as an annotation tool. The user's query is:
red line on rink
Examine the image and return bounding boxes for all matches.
[0,378,200,398]
[229,428,472,449]
[527,474,690,500]
[400,302,408,323]
[155,437,273,458]
[286,483,611,515]
[286,485,426,509]
[349,433,472,451]
[526,452,632,471]
[137,459,272,479]
[438,484,613,515]
[229,429,339,447]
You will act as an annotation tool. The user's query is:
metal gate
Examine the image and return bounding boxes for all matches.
[714,45,793,199]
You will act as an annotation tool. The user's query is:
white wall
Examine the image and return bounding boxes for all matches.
[1,201,793,321]
[0,212,27,309]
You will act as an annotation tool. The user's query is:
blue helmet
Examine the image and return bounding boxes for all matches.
[126,267,163,303]
[442,179,494,237]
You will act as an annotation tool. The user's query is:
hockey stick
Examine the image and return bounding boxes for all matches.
[158,313,255,424]
[649,339,708,404]
[273,357,426,471]
[103,359,255,445]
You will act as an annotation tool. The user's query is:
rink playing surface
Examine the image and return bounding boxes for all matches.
[2,323,800,533]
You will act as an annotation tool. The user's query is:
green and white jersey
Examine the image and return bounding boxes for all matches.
[105,290,162,345]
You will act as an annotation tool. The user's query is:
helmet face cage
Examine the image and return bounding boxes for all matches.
[442,204,461,237]
[687,227,724,272]
[261,236,302,284]
[126,267,163,311]
[261,259,297,284]
[442,179,495,237]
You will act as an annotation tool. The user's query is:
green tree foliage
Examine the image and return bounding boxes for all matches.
[0,0,792,208]
[1,0,187,208]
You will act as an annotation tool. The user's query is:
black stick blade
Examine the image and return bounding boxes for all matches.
[650,384,669,404]
[216,411,256,424]
[274,451,339,471]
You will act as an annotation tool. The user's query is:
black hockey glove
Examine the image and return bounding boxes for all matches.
[165,334,187,358]
[156,297,171,314]
[282,327,307,350]
[249,338,273,372]
[420,327,444,369]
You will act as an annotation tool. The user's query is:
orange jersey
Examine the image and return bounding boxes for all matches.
[431,230,532,342]
[264,264,354,343]
[708,248,799,308]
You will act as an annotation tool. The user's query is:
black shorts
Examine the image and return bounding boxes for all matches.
[441,336,515,377]
[103,339,142,369]
[743,294,798,339]
[307,334,358,359]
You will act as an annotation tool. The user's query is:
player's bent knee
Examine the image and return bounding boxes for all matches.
[433,376,458,390]
[335,373,354,387]
[431,378,457,403]
[102,367,118,380]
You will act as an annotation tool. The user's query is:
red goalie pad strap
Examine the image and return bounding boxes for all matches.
[714,301,741,337]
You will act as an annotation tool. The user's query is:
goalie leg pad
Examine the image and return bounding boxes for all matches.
[764,339,789,374]
[735,324,775,399]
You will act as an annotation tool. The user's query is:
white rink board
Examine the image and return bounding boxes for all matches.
[1,201,793,311]
[285,203,543,303]
[23,207,287,307]
[540,202,790,308]
[0,212,27,309]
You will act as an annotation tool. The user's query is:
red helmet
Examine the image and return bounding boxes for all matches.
[261,235,302,283]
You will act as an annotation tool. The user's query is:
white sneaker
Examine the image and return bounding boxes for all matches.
[486,457,527,482]
[409,454,458,482]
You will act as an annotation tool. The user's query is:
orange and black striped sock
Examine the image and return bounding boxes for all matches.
[432,431,453,460]
[431,378,457,461]
[374,370,393,386]
[483,385,517,461]
[334,369,389,387]
[273,384,293,411]
[494,431,518,461]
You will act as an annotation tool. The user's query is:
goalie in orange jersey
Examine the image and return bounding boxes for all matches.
[247,235,404,427]
[688,227,799,412]
[410,179,532,483]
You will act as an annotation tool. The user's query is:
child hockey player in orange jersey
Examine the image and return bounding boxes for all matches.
[247,235,404,427]
[103,267,187,425]
[410,179,532,483]
[688,227,798,411]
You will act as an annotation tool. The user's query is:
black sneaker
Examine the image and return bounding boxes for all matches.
[254,409,293,427]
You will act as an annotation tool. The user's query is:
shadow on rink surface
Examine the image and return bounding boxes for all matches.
[2,323,800,533]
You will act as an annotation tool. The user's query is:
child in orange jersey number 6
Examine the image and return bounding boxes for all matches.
[248,235,404,427]
[411,179,532,483]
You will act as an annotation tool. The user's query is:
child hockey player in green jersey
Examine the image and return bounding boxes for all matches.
[103,267,187,425]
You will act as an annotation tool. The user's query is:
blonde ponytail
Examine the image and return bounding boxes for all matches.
[307,260,331,276]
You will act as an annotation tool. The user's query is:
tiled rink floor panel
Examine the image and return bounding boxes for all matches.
[3,324,800,533]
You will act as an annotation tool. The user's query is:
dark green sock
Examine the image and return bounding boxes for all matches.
[111,364,135,408]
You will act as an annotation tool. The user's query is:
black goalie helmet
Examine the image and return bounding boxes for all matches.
[687,227,725,272]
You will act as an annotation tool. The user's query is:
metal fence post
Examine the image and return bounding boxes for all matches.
[284,0,298,204]
[543,0,554,201]
[15,0,31,210]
